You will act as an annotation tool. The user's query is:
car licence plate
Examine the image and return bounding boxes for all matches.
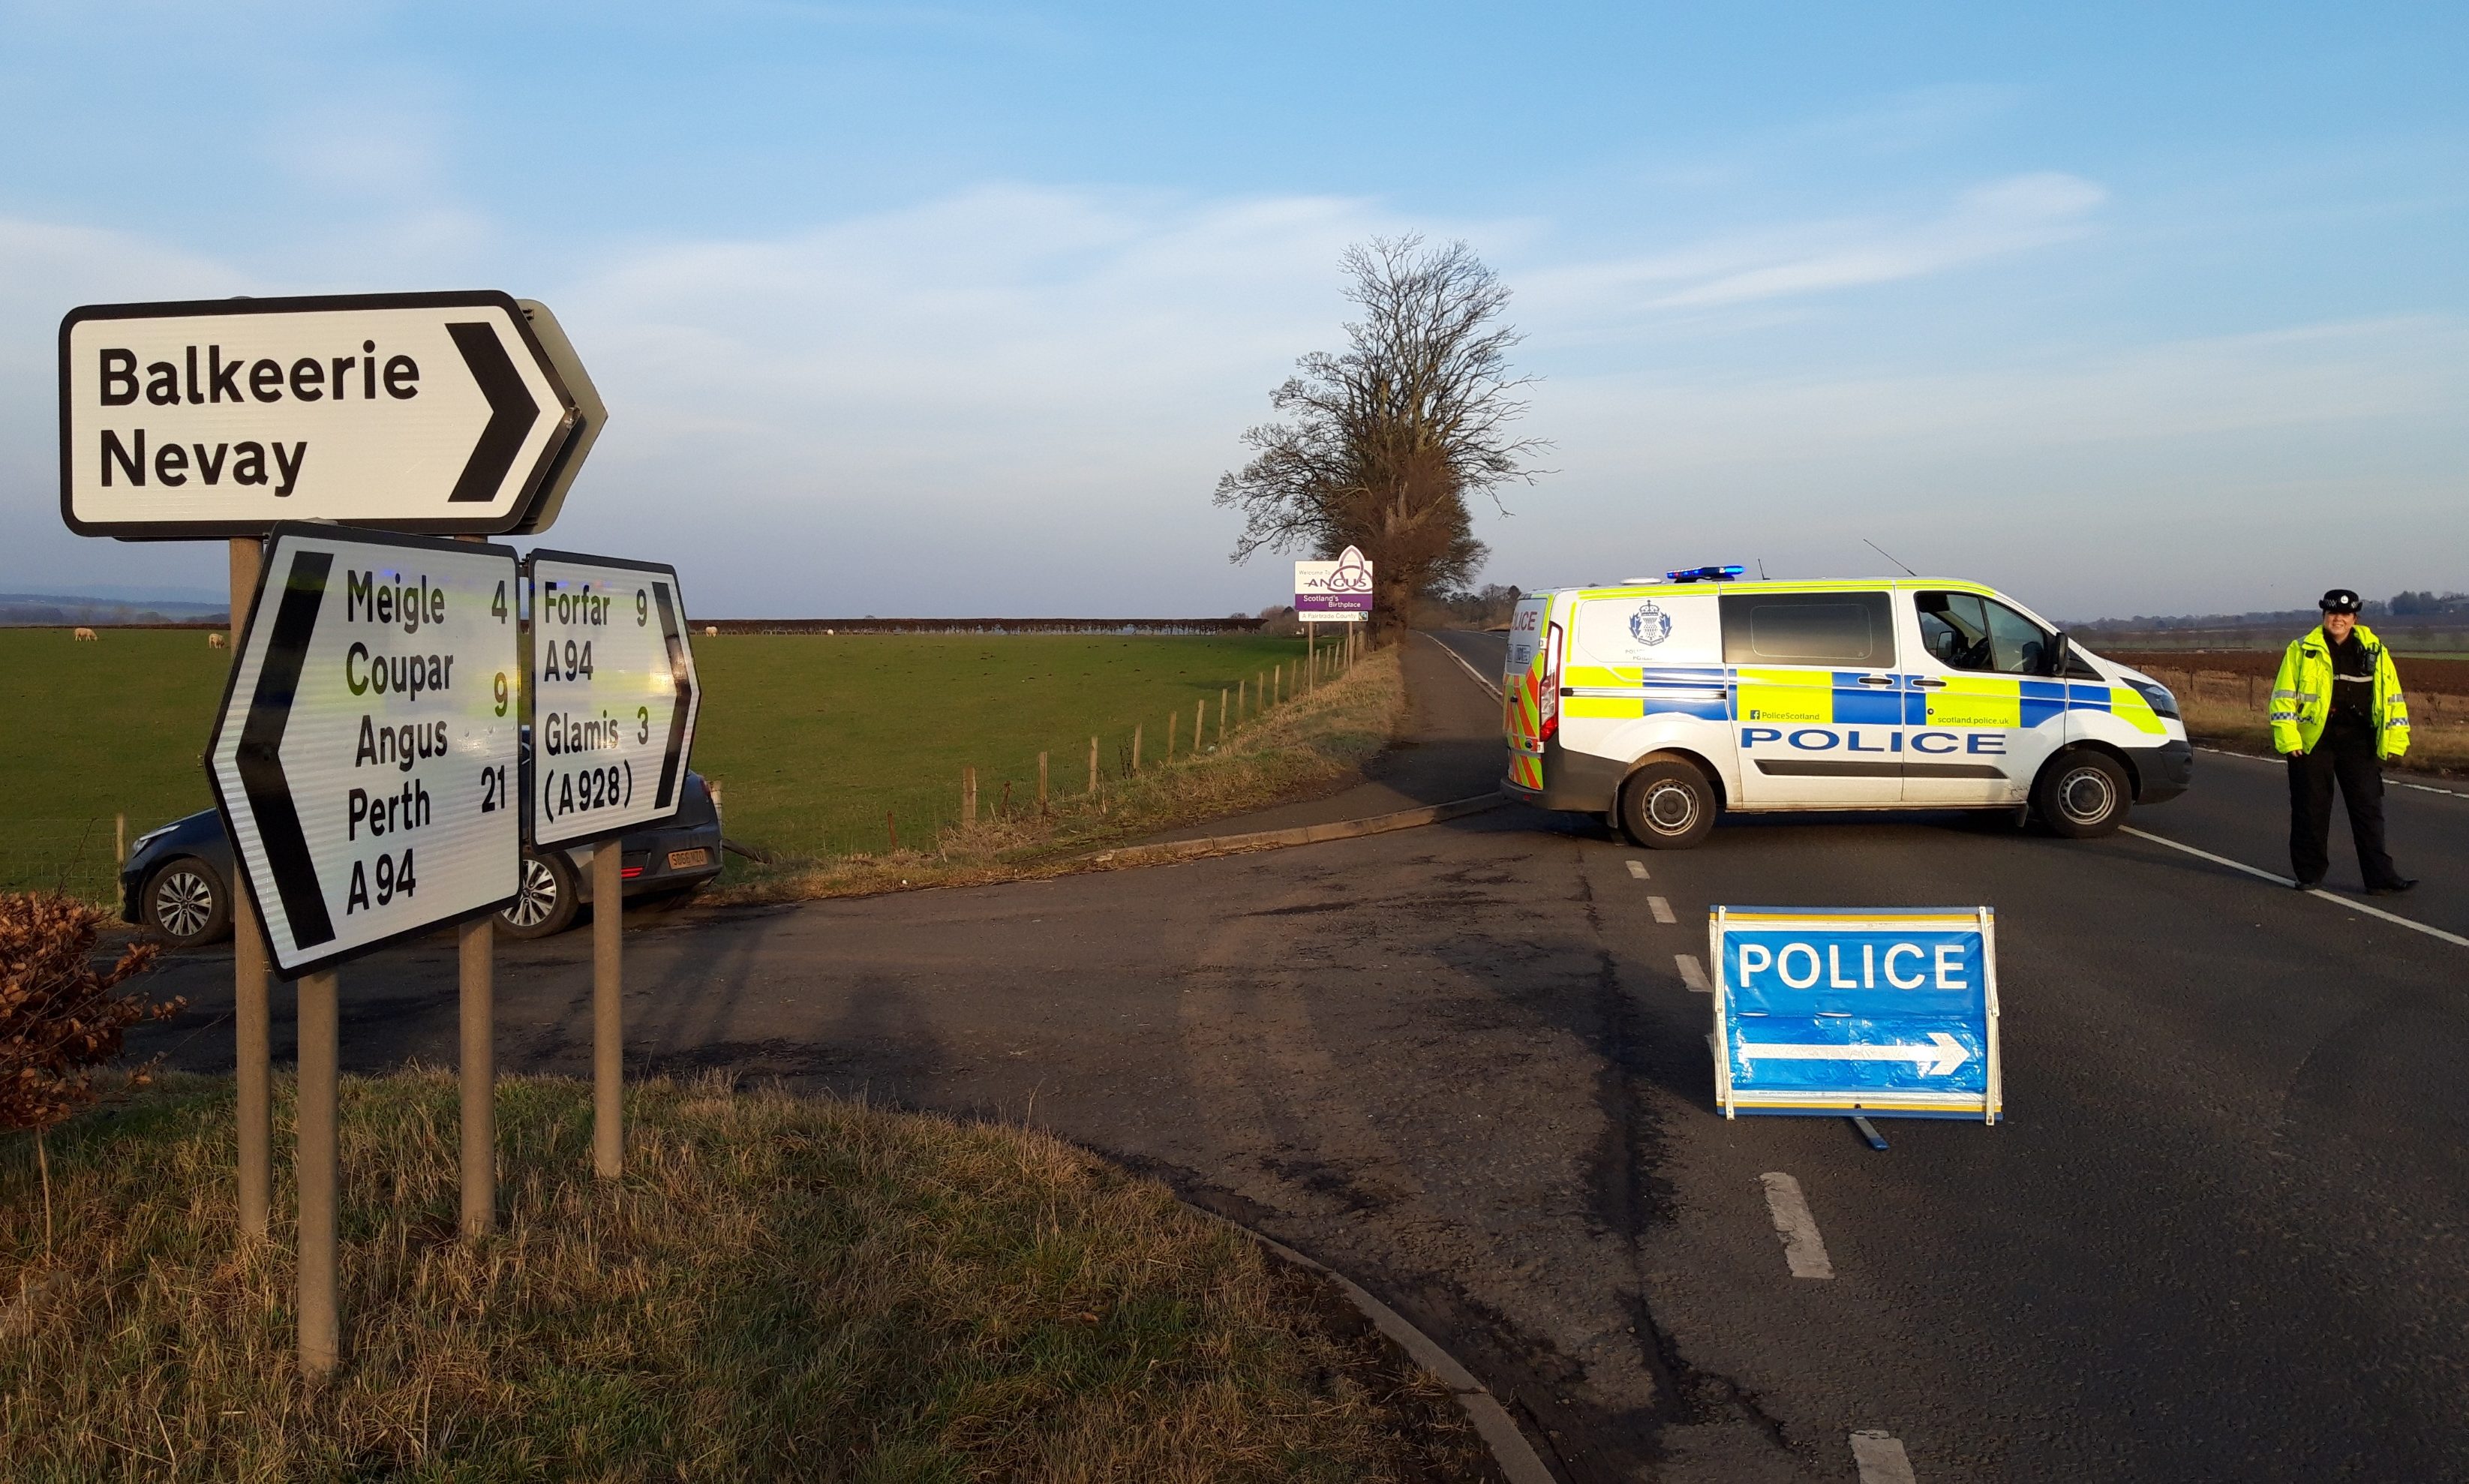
[667,849,710,870]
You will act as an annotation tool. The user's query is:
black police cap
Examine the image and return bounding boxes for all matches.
[2320,588,2362,614]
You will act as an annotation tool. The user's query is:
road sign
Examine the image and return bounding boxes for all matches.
[207,525,523,976]
[1296,545,1373,623]
[526,552,701,847]
[60,291,578,538]
[1710,906,2002,1122]
[506,300,604,536]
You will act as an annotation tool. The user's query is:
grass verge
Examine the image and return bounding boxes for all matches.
[1,1071,1489,1482]
[708,645,1406,904]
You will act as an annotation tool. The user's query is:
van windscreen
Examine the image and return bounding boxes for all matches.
[1720,591,1894,667]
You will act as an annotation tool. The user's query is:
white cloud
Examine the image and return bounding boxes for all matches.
[1,176,2458,619]
[1518,172,2107,322]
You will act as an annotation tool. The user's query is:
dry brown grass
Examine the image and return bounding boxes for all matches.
[1,1071,1490,1482]
[712,646,1407,905]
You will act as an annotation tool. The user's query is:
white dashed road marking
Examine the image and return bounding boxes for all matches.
[1850,1430,1918,1482]
[1675,954,1711,993]
[1647,894,1676,924]
[1625,859,1649,879]
[2121,827,2469,948]
[1760,1173,1834,1278]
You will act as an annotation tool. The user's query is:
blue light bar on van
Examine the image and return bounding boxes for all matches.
[1664,565,1747,584]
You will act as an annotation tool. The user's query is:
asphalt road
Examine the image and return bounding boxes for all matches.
[134,632,2469,1481]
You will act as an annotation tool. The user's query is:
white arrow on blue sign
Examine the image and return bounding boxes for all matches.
[1710,906,2002,1122]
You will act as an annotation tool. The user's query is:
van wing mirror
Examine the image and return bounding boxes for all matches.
[2047,630,2072,678]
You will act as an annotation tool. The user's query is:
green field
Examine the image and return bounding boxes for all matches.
[0,629,1326,902]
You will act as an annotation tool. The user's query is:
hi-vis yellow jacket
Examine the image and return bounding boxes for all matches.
[2272,623,2410,759]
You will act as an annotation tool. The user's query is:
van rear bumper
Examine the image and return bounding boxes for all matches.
[1503,738,1626,813]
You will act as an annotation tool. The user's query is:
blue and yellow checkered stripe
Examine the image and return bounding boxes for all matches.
[1558,666,2155,729]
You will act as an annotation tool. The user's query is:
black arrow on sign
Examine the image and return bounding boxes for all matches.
[445,321,540,504]
[236,551,338,947]
[652,582,694,807]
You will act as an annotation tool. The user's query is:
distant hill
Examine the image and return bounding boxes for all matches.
[0,592,229,626]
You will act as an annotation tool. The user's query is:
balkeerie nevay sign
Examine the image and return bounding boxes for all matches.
[59,292,578,537]
[209,526,523,976]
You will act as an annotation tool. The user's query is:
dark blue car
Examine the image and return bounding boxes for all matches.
[119,771,725,947]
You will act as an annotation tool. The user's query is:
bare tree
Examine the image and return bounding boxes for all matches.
[1215,236,1549,635]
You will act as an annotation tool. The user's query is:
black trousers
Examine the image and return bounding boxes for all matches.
[2287,728,2401,888]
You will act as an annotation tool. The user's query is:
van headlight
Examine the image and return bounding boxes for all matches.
[2126,678,2179,719]
[128,826,176,854]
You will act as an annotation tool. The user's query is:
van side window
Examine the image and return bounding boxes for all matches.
[1916,591,2052,675]
[1720,591,1894,667]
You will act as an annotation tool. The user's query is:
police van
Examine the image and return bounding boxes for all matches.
[1502,566,2191,847]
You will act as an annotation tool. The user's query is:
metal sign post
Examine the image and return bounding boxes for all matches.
[1709,906,2002,1125]
[207,525,523,1374]
[228,536,273,1238]
[524,552,701,1179]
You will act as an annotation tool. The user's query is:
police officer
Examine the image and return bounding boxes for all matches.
[2272,589,2415,894]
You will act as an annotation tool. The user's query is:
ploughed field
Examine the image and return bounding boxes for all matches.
[2105,647,2469,774]
[0,629,1318,901]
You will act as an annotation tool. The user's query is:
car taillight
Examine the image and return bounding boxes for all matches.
[620,866,644,879]
[1537,623,1563,743]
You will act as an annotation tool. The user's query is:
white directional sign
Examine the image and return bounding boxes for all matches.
[208,526,524,976]
[527,552,701,848]
[60,292,578,538]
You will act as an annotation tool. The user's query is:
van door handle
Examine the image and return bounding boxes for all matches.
[1910,677,1947,689]
[1855,675,1894,686]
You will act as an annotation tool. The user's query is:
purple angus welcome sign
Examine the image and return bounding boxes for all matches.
[1294,545,1373,621]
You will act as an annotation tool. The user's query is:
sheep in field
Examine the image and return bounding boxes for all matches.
[209,632,227,648]
[704,626,718,638]
[72,626,98,641]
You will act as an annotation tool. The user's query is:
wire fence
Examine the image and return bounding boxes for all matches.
[2,816,128,905]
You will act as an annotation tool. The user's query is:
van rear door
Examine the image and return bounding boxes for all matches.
[1504,596,1553,793]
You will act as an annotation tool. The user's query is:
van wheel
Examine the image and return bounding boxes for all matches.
[1620,761,1717,849]
[2035,750,2131,838]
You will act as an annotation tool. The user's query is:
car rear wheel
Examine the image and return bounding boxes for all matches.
[144,858,231,947]
[2035,750,2131,838]
[497,852,581,939]
[1620,759,1719,850]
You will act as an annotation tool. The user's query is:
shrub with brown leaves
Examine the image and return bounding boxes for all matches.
[1,891,183,1134]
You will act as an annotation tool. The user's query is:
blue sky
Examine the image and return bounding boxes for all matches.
[2,2,2462,618]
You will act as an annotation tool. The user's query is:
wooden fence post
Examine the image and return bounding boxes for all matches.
[1038,751,1049,812]
[1167,710,1177,760]
[1195,698,1205,750]
[1133,724,1143,773]
[1218,689,1227,743]
[963,765,977,824]
[1088,736,1098,794]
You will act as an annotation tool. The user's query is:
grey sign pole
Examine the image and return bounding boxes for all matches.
[296,967,341,1378]
[593,844,623,1178]
[458,915,495,1235]
[228,537,272,1239]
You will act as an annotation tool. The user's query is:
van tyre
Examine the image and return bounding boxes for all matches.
[498,851,581,939]
[2035,750,2131,838]
[1620,760,1718,850]
[144,858,231,948]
